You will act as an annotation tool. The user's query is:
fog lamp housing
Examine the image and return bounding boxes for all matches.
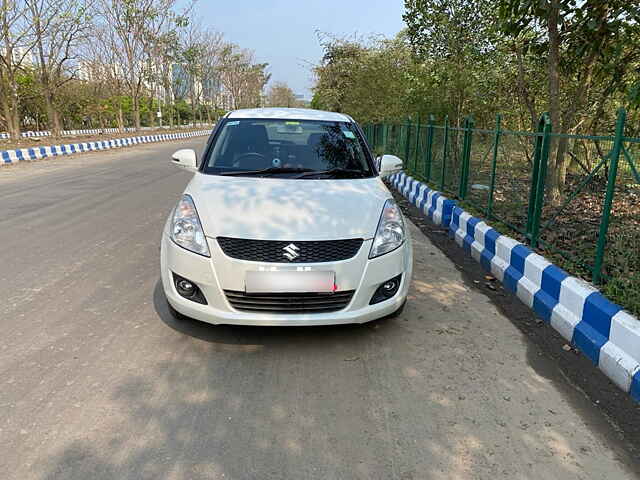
[172,272,207,305]
[369,274,402,305]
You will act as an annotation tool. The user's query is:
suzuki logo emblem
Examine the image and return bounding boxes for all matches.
[283,243,300,261]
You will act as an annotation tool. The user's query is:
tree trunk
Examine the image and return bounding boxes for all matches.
[149,96,155,128]
[52,109,61,136]
[43,90,62,136]
[190,85,196,127]
[545,0,562,205]
[118,103,125,133]
[8,77,20,139]
[1,90,14,136]
[515,46,537,132]
[133,95,141,131]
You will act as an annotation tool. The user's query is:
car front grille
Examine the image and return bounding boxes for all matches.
[216,237,363,263]
[224,290,355,313]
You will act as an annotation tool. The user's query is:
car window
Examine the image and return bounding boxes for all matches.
[202,119,374,178]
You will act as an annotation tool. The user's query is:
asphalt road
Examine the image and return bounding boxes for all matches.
[0,140,638,480]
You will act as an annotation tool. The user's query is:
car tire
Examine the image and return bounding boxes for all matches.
[166,297,189,321]
[385,298,407,320]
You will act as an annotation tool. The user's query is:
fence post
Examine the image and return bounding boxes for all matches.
[593,108,626,284]
[425,115,435,182]
[459,117,474,199]
[527,120,543,235]
[413,115,421,174]
[382,123,389,154]
[527,113,552,250]
[458,118,468,198]
[440,115,449,191]
[404,117,412,173]
[486,114,502,218]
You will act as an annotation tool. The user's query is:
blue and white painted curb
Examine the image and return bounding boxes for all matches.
[1,130,211,165]
[389,172,457,227]
[0,124,213,139]
[0,128,134,139]
[389,171,640,402]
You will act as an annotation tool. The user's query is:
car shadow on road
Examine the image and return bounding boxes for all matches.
[37,282,406,480]
[36,275,640,479]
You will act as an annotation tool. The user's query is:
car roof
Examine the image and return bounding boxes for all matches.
[226,108,353,123]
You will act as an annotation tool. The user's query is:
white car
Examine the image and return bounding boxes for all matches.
[161,108,412,326]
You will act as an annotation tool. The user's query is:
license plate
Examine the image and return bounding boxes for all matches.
[245,271,335,293]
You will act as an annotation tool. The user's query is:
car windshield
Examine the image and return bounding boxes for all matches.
[202,118,374,178]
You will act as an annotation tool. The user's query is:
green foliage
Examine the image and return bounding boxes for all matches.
[404,0,495,60]
[496,0,640,127]
[312,33,425,123]
[312,1,640,139]
[603,273,640,319]
[266,82,301,108]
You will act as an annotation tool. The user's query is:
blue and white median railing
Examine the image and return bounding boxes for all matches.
[388,171,640,403]
[1,130,211,165]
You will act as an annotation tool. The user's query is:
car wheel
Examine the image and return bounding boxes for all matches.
[166,297,189,321]
[386,298,407,320]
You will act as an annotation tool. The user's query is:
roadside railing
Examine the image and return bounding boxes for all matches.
[364,108,640,316]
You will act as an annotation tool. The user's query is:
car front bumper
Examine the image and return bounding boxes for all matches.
[160,232,412,326]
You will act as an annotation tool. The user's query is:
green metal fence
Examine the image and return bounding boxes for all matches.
[364,109,640,315]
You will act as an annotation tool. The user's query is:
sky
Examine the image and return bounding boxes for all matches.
[190,0,407,100]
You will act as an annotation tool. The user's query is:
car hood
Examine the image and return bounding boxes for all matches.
[185,173,391,241]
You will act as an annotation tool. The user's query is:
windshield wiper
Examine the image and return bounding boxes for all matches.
[293,168,367,179]
[218,167,315,177]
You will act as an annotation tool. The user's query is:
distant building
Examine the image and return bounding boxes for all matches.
[77,58,226,110]
[1,46,35,67]
[170,63,189,101]
[295,94,310,107]
[77,61,124,83]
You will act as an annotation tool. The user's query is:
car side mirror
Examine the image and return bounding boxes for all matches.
[378,155,403,178]
[171,149,197,171]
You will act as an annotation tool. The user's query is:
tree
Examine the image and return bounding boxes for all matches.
[198,29,225,122]
[25,0,90,135]
[96,0,179,130]
[0,0,33,138]
[218,43,269,109]
[266,81,298,107]
[312,33,426,123]
[499,0,640,203]
[177,16,209,126]
[404,0,498,127]
[80,24,130,131]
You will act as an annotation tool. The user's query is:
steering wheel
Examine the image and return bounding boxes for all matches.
[235,152,268,169]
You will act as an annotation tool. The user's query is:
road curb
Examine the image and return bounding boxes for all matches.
[390,170,456,227]
[389,171,640,403]
[1,130,211,165]
[0,124,212,139]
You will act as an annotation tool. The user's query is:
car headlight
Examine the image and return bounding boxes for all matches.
[369,199,405,258]
[170,194,210,256]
